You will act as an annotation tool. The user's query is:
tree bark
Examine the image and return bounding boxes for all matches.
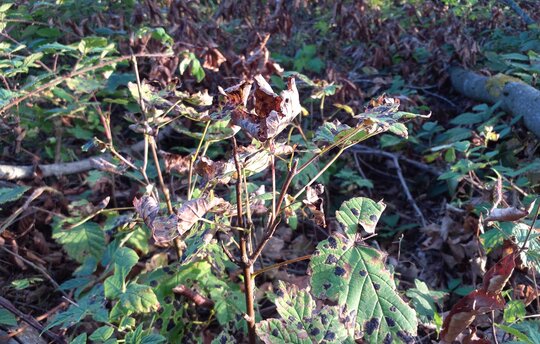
[449,66,540,138]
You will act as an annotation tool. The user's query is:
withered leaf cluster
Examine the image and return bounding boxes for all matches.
[133,195,225,244]
[219,74,301,142]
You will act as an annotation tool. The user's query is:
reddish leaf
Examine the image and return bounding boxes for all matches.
[218,79,252,107]
[481,254,515,295]
[440,290,505,343]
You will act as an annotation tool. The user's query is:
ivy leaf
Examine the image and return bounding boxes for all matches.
[309,235,417,343]
[0,185,30,205]
[256,282,350,343]
[52,220,105,263]
[336,197,386,236]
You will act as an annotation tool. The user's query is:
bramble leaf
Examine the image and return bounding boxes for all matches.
[256,282,350,344]
[309,235,417,343]
[336,197,386,236]
[52,219,105,263]
[0,185,30,204]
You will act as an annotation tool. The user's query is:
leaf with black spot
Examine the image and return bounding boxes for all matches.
[336,197,386,236]
[309,235,417,342]
[256,282,351,343]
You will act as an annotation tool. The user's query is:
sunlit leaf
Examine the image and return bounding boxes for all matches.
[309,235,417,342]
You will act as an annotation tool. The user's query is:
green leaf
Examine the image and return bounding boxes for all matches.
[90,326,115,341]
[496,323,535,344]
[46,286,108,331]
[53,220,105,263]
[0,309,17,326]
[11,277,43,290]
[336,197,386,236]
[126,324,166,344]
[118,283,159,314]
[0,185,30,204]
[388,122,408,138]
[406,279,446,324]
[71,333,87,344]
[112,247,139,278]
[504,300,526,323]
[510,321,540,344]
[0,3,13,12]
[190,56,205,83]
[256,283,350,344]
[310,235,417,342]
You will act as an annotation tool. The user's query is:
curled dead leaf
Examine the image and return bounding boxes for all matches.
[133,195,225,244]
[229,75,301,141]
[485,207,529,222]
[303,184,326,227]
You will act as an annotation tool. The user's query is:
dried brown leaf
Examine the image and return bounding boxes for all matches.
[303,184,326,227]
[485,207,529,222]
[160,150,190,174]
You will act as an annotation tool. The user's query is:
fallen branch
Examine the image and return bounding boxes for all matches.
[449,66,540,137]
[0,127,174,180]
[351,145,430,227]
[0,296,66,344]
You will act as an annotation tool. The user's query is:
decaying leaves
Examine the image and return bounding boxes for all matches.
[159,150,190,174]
[133,195,225,244]
[194,143,293,186]
[440,290,505,343]
[484,207,529,223]
[303,184,326,227]
[222,74,301,141]
[440,254,516,343]
[481,253,515,294]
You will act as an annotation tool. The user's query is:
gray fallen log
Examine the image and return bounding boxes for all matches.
[0,126,174,180]
[449,66,540,138]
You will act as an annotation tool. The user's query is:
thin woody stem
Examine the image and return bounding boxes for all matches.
[250,159,298,264]
[252,255,312,278]
[232,137,256,344]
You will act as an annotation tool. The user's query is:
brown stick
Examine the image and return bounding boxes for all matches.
[250,159,298,264]
[0,126,175,180]
[173,285,214,308]
[0,296,67,344]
